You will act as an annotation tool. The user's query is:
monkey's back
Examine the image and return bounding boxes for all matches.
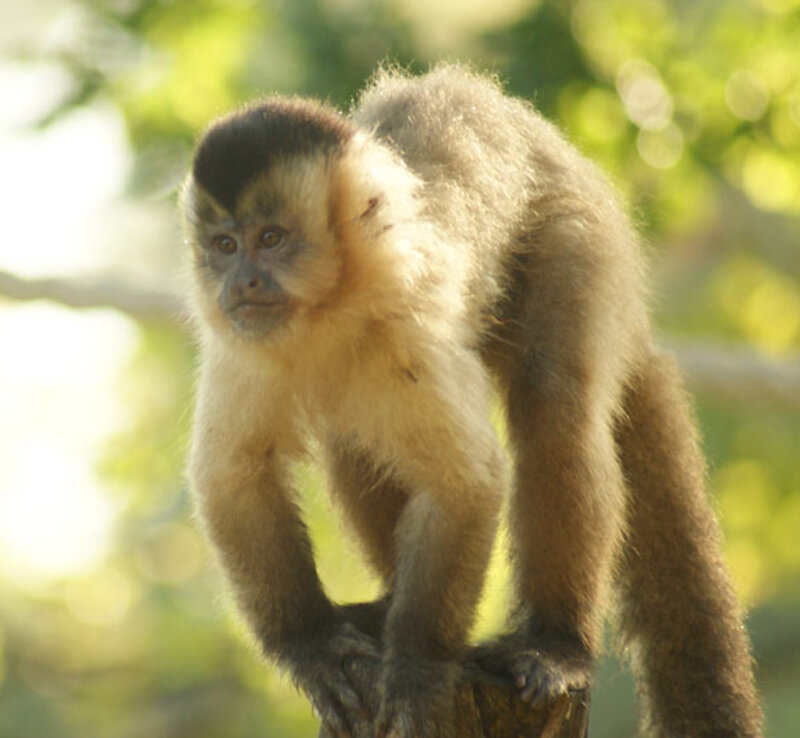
[352,65,645,333]
[352,66,553,318]
[353,66,543,246]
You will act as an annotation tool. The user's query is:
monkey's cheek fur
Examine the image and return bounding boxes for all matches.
[226,302,289,338]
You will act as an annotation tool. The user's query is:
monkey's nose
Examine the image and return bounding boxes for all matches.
[236,271,264,297]
[231,266,283,304]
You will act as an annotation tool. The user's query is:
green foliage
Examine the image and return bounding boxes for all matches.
[2,0,799,736]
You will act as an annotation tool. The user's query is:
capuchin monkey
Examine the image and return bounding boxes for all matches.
[181,65,762,738]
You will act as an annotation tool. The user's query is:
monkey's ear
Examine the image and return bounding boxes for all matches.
[333,133,419,236]
[359,196,381,220]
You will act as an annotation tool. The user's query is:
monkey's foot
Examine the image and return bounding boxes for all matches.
[471,632,592,707]
[284,622,381,738]
[375,658,458,738]
[506,647,591,706]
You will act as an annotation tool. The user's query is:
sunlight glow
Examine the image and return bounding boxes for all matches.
[391,0,538,48]
[0,305,138,585]
[0,70,131,279]
[63,566,139,626]
[0,61,140,585]
[0,449,115,580]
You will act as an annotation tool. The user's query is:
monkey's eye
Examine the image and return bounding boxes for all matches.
[212,235,237,255]
[259,228,284,249]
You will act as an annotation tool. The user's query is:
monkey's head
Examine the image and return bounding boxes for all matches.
[181,98,417,347]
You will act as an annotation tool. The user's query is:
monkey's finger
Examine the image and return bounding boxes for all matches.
[316,708,352,738]
[518,667,562,707]
[336,624,382,659]
[328,671,369,718]
[520,683,546,706]
[321,720,351,738]
[374,702,396,738]
[313,698,351,737]
[319,720,349,738]
[310,685,356,738]
[519,680,548,706]
[340,641,381,665]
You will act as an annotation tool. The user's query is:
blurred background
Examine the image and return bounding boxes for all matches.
[0,0,798,736]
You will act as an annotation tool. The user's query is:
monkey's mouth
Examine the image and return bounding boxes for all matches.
[227,301,287,334]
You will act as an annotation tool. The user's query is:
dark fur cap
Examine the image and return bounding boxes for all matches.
[192,98,354,213]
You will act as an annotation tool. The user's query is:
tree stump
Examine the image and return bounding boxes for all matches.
[316,656,589,738]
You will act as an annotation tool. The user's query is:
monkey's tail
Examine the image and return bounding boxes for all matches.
[614,349,763,738]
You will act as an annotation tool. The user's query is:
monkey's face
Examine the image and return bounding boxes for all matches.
[196,212,292,338]
[181,99,366,344]
[182,98,417,347]
[184,165,346,343]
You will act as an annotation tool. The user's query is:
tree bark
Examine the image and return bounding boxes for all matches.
[315,657,589,738]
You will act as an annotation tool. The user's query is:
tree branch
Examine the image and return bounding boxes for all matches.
[2,268,799,411]
[0,268,183,322]
[664,338,800,413]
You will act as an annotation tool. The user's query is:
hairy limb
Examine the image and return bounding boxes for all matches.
[328,439,483,737]
[327,440,409,586]
[615,353,762,737]
[359,351,505,738]
[325,441,401,655]
[190,374,379,737]
[485,386,624,705]
[481,218,638,704]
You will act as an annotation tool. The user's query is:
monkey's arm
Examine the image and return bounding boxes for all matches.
[189,363,378,736]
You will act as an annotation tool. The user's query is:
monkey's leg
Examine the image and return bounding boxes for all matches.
[498,367,626,704]
[316,442,407,728]
[615,351,762,738]
[323,441,404,644]
[478,228,635,705]
[327,439,409,593]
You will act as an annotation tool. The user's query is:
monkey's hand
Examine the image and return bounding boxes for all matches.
[375,658,458,738]
[471,631,592,707]
[281,621,381,738]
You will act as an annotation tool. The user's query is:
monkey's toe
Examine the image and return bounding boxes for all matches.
[470,635,591,707]
[510,649,592,707]
[285,622,382,737]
